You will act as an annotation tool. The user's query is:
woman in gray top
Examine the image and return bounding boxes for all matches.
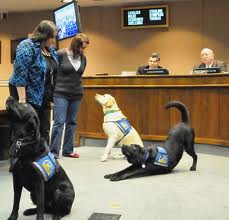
[50,33,89,159]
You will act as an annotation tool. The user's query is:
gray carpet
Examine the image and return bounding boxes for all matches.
[1,144,229,220]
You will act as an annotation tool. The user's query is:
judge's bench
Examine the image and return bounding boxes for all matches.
[76,73,229,147]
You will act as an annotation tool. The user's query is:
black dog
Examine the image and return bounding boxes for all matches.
[105,100,197,181]
[6,97,75,220]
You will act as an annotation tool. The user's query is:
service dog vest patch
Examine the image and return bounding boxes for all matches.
[114,118,132,136]
[154,147,169,167]
[33,152,56,181]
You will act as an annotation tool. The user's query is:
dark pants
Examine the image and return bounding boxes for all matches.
[9,84,51,145]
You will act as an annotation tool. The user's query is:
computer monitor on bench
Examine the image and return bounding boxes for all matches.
[193,67,221,74]
[143,68,169,75]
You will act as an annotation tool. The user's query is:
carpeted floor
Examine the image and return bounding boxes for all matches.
[1,144,229,220]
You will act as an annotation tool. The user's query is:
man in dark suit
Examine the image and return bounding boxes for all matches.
[193,48,227,73]
[137,53,162,74]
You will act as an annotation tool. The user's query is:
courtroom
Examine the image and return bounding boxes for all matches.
[0,0,228,220]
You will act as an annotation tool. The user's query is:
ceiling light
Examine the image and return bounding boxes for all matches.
[61,0,74,3]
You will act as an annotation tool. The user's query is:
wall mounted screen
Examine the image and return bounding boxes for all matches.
[53,0,81,41]
[122,5,169,29]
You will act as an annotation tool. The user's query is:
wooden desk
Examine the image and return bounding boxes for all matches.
[77,73,229,147]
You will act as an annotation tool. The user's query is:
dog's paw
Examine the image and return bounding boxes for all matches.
[101,155,108,162]
[190,166,196,171]
[8,214,18,220]
[111,153,125,159]
[52,215,61,220]
[110,175,124,182]
[104,174,114,179]
[23,208,37,216]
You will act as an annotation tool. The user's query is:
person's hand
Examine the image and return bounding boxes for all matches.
[18,98,26,104]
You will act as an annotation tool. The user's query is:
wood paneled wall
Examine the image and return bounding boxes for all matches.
[0,81,9,110]
[1,0,229,79]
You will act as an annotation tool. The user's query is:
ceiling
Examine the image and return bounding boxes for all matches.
[0,0,192,13]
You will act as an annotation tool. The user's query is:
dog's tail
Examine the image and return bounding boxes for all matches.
[23,208,37,216]
[165,101,189,124]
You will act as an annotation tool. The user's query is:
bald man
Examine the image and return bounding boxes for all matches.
[193,48,227,73]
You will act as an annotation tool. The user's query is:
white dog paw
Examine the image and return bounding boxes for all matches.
[101,155,108,162]
[111,153,125,159]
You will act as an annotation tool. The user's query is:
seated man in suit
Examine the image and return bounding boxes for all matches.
[137,53,162,74]
[193,48,227,73]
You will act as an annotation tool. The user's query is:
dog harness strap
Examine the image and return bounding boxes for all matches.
[154,147,169,167]
[114,118,132,136]
[104,110,120,116]
[33,152,56,181]
[144,150,150,163]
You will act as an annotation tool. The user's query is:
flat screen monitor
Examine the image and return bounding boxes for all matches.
[143,68,169,75]
[122,5,169,29]
[53,0,81,41]
[193,67,221,74]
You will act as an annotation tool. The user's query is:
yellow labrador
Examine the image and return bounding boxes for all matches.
[95,94,144,162]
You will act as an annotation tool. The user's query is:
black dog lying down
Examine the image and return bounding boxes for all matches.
[6,97,75,220]
[105,100,197,181]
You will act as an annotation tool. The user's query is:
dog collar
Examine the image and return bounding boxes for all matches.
[104,110,120,116]
[15,139,22,153]
[142,150,150,168]
[15,137,38,153]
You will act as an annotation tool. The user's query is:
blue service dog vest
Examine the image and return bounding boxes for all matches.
[154,147,169,167]
[114,118,132,136]
[33,152,56,181]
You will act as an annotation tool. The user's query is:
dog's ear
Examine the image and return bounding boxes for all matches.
[122,144,129,148]
[5,96,16,111]
[105,98,115,108]
[32,116,40,137]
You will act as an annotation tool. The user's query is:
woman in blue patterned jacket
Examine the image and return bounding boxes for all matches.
[9,20,59,144]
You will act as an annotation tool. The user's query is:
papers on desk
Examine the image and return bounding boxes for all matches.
[121,71,136,76]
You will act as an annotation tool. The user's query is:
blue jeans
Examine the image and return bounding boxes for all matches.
[50,96,81,156]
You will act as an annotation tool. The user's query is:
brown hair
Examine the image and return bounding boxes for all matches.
[69,33,89,58]
[30,20,58,42]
